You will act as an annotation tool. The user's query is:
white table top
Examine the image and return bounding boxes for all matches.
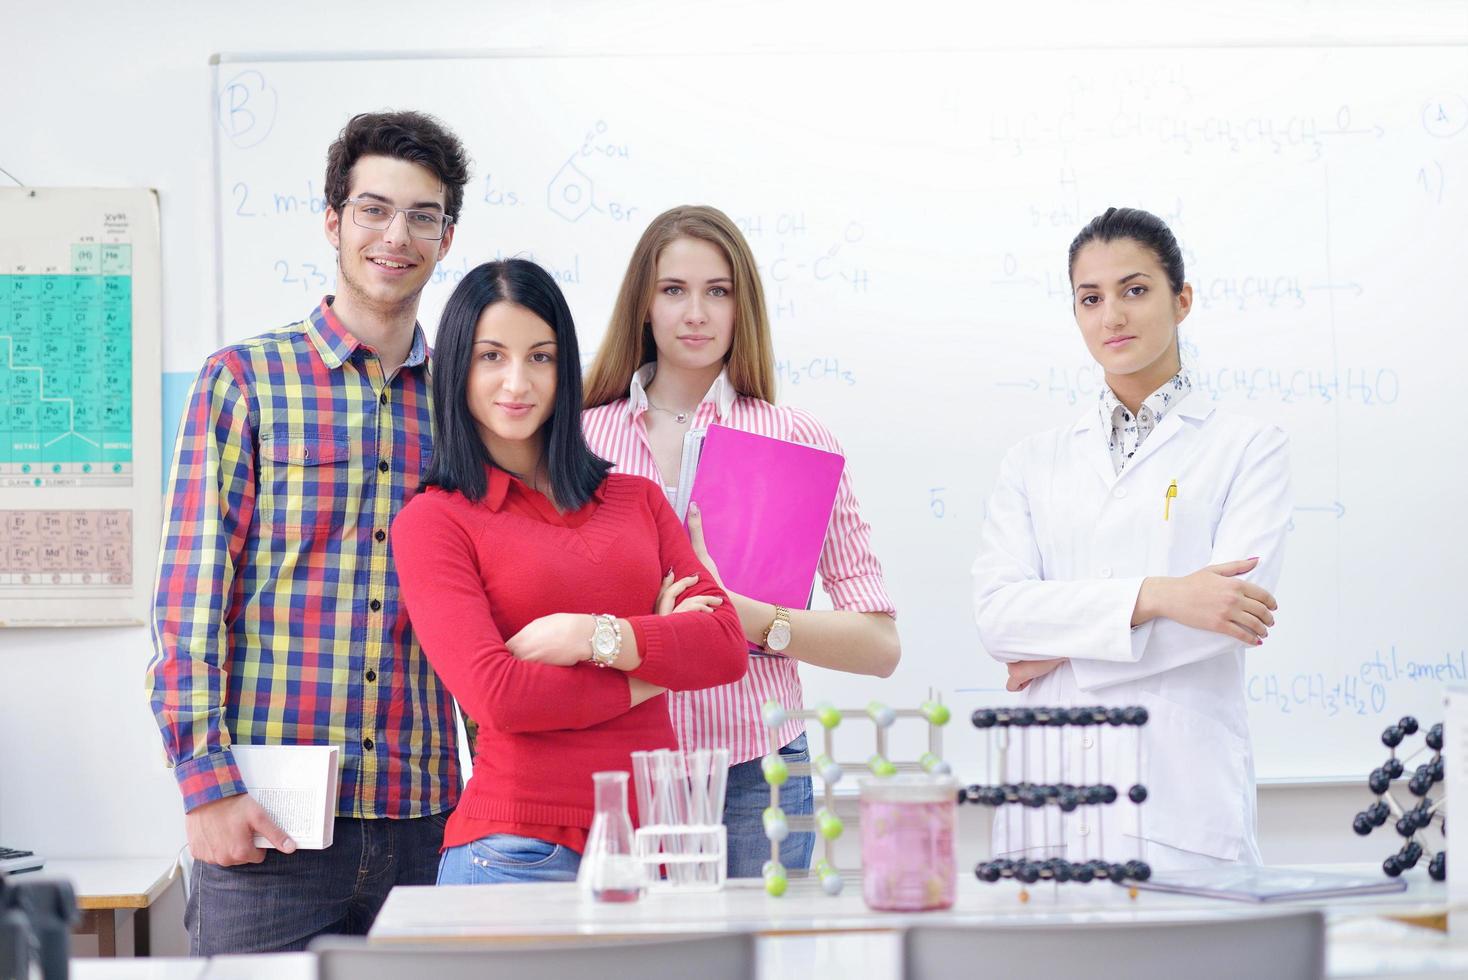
[71,963,204,980]
[368,866,1453,943]
[55,863,1468,978]
[32,857,180,909]
[70,953,314,980]
[60,922,1468,980]
[54,862,1468,974]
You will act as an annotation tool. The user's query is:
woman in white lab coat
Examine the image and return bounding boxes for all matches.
[972,207,1291,872]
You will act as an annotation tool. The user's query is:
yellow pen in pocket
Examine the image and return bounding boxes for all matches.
[1164,480,1178,520]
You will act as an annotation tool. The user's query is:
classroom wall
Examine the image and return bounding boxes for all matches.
[1,0,1463,949]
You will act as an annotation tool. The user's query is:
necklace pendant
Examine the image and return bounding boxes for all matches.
[675,412,688,424]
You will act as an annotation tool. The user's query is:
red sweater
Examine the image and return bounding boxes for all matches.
[392,467,747,849]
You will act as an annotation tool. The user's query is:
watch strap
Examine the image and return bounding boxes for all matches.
[762,606,792,651]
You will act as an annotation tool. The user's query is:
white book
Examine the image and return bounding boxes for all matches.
[232,744,340,850]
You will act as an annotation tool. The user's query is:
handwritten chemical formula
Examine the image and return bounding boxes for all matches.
[735,213,872,321]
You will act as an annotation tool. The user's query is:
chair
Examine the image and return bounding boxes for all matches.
[312,931,757,979]
[904,910,1325,980]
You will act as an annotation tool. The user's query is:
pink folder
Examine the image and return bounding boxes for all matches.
[687,424,845,610]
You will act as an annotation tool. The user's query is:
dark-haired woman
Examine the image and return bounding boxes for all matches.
[972,208,1292,872]
[392,259,747,884]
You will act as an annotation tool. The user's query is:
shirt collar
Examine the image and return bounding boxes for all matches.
[307,296,429,371]
[626,362,737,422]
[403,324,430,368]
[482,463,605,512]
[1097,370,1194,431]
[484,465,513,511]
[1099,384,1125,429]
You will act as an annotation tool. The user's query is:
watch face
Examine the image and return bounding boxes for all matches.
[593,625,617,657]
[766,620,791,652]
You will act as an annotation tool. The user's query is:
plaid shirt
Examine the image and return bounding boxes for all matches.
[147,299,458,818]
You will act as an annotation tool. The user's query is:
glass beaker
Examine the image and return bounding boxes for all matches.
[859,774,958,911]
[579,770,645,902]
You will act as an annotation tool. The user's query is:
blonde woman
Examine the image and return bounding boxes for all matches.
[583,205,900,877]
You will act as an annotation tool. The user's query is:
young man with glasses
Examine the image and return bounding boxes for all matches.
[147,111,469,953]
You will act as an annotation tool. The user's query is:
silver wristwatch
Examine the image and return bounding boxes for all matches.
[589,614,622,667]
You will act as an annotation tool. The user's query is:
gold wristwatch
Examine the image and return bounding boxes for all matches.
[589,614,622,667]
[762,606,792,653]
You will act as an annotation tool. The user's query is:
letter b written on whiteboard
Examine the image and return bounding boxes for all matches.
[217,70,278,150]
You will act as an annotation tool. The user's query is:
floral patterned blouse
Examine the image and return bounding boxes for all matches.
[1099,371,1194,475]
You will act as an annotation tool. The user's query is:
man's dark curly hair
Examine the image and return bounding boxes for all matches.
[324,110,471,222]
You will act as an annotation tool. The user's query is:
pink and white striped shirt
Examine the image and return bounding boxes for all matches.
[582,365,896,764]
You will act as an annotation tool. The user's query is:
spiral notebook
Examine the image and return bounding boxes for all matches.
[686,424,845,619]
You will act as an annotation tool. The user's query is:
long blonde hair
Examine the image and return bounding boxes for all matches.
[584,205,776,408]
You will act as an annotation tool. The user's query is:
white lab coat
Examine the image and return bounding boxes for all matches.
[972,397,1291,870]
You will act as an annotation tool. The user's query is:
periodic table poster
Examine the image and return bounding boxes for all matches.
[0,188,161,626]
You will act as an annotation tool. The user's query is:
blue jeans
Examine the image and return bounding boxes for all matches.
[437,834,582,885]
[725,733,815,877]
[186,813,448,955]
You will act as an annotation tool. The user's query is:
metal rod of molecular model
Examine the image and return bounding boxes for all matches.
[1353,716,1446,881]
[758,693,952,897]
[964,705,1152,901]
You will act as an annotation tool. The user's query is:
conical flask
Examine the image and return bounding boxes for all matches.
[579,770,644,902]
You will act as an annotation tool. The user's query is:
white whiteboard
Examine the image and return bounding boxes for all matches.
[212,49,1468,781]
